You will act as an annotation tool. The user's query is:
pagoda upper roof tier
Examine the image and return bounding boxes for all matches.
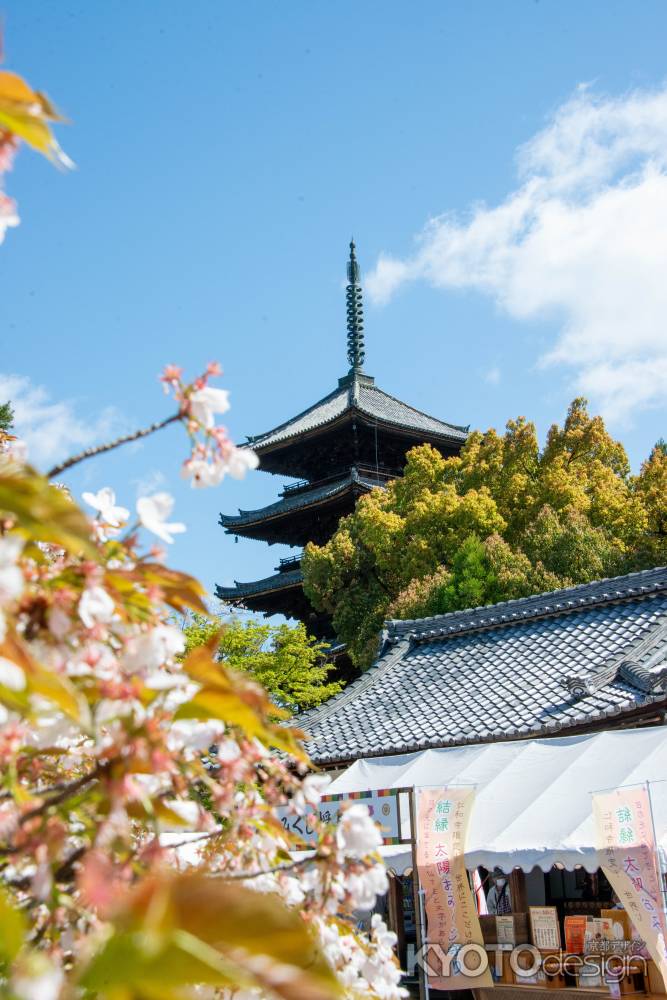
[219,467,385,546]
[244,372,468,478]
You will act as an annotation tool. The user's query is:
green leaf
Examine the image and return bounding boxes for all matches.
[0,468,98,560]
[0,886,26,964]
[78,873,340,1000]
[134,563,209,616]
[177,640,306,758]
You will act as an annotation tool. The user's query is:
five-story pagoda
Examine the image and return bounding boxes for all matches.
[216,242,469,640]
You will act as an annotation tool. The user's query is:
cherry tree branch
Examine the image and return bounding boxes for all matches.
[0,760,117,854]
[214,855,319,881]
[5,846,86,891]
[47,412,181,479]
[19,760,112,823]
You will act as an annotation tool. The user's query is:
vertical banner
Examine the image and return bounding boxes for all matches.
[416,786,493,990]
[592,785,667,984]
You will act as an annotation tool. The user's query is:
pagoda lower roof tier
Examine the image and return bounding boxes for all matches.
[216,567,328,635]
[219,468,385,546]
[245,372,468,479]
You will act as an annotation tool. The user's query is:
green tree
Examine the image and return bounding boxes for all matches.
[303,398,667,669]
[181,614,342,714]
[632,440,667,565]
[0,401,14,433]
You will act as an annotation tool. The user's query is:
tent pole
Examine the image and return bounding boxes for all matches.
[409,787,428,1000]
[418,887,431,1000]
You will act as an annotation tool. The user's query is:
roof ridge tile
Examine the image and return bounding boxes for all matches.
[360,381,470,435]
[386,567,667,643]
[246,383,348,447]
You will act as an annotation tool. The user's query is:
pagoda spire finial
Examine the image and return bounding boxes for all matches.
[346,238,365,373]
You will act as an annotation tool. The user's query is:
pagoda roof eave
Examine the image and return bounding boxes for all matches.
[245,374,468,456]
[253,408,466,460]
[215,568,303,603]
[219,470,382,532]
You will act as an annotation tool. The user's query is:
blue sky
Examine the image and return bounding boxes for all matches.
[2,0,666,604]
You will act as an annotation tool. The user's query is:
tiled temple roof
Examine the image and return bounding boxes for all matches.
[216,568,303,602]
[246,373,468,452]
[219,469,382,531]
[298,567,667,765]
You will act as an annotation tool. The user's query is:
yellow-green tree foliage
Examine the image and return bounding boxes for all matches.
[302,399,667,669]
[181,615,342,714]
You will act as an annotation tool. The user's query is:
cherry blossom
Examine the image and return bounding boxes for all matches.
[0,132,19,173]
[160,363,184,385]
[189,385,231,428]
[0,534,24,601]
[0,190,19,245]
[82,486,130,527]
[0,362,405,1000]
[136,491,186,543]
[337,802,384,858]
[0,656,26,691]
[122,623,185,673]
[226,446,260,479]
[183,458,226,488]
[78,585,115,628]
[0,433,28,464]
[292,772,331,814]
[11,959,63,1000]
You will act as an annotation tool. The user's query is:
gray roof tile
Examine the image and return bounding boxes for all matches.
[246,374,468,451]
[216,568,302,601]
[299,567,667,765]
[219,469,382,529]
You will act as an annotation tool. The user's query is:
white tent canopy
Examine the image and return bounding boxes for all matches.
[326,726,667,874]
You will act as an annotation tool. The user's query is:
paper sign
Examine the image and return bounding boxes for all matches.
[496,915,517,945]
[564,915,588,953]
[529,906,561,950]
[416,787,493,990]
[593,785,667,983]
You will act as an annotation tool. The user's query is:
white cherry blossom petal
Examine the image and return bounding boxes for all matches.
[336,803,382,858]
[82,487,130,528]
[136,493,186,544]
[189,386,230,429]
[225,447,259,480]
[0,656,26,691]
[78,586,115,629]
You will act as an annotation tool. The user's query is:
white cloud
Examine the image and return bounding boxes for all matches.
[133,469,167,498]
[484,367,501,385]
[0,374,123,468]
[366,84,667,422]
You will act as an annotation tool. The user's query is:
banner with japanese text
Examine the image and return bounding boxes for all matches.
[592,785,667,985]
[277,787,407,846]
[416,786,493,990]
